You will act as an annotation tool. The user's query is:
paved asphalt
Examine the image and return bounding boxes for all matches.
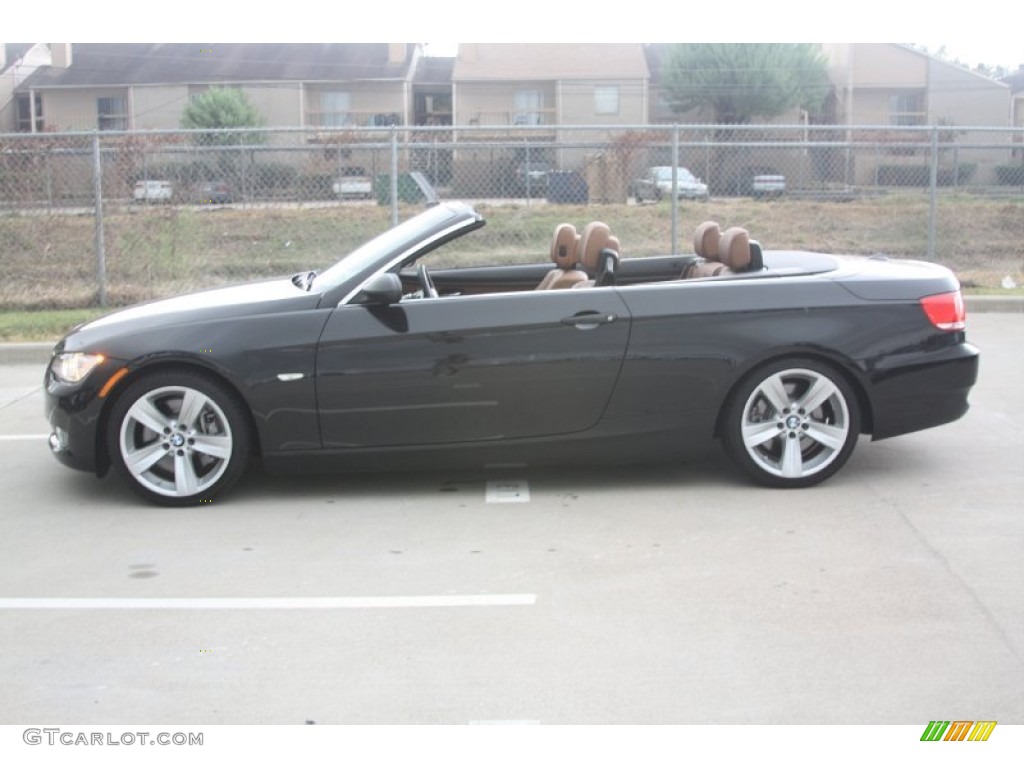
[0,312,1020,726]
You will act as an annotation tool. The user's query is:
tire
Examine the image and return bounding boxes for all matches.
[721,359,860,488]
[107,369,252,506]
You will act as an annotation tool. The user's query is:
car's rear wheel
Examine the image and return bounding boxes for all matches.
[722,359,860,488]
[107,370,252,506]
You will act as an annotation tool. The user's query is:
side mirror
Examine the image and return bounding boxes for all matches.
[352,273,403,306]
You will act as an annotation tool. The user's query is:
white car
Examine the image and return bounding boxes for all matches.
[633,166,709,202]
[132,180,173,203]
[752,173,786,197]
[332,168,373,200]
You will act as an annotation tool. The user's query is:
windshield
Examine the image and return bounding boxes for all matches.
[313,204,472,293]
[653,167,697,182]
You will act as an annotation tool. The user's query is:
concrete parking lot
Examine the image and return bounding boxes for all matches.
[0,314,1021,725]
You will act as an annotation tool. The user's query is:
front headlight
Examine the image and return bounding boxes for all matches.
[50,352,106,384]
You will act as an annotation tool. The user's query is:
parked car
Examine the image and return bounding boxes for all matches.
[44,202,978,505]
[632,166,709,202]
[545,170,589,204]
[752,173,786,197]
[726,167,787,197]
[195,180,233,205]
[332,167,373,200]
[132,180,173,203]
[511,161,551,195]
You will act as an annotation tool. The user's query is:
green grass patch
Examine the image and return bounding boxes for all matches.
[1,197,1021,310]
[0,308,111,342]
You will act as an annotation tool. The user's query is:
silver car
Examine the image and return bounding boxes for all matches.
[632,166,709,202]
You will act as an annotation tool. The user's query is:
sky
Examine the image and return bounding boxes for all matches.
[8,1,1023,72]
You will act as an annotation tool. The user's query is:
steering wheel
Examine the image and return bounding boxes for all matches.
[416,263,439,299]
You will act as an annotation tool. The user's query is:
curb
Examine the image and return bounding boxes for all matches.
[0,343,54,366]
[964,295,1024,314]
[2,296,1021,367]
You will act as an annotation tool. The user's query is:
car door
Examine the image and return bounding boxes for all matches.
[315,288,631,448]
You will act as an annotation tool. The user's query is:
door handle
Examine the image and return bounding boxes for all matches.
[561,312,618,329]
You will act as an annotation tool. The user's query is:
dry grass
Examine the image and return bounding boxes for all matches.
[1,194,1021,311]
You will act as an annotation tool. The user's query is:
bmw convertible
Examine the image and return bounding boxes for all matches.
[44,201,979,505]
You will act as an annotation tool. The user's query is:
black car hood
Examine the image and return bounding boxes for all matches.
[62,278,319,351]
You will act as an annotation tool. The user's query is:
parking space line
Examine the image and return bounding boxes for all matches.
[485,480,530,503]
[469,720,542,725]
[0,595,537,610]
[0,434,49,441]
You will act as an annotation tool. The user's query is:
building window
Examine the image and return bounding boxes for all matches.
[318,91,351,127]
[98,96,128,130]
[16,94,44,132]
[513,90,543,126]
[594,85,619,116]
[889,92,925,126]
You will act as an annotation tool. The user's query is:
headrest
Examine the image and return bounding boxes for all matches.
[577,221,614,272]
[718,227,751,271]
[693,221,721,259]
[550,224,579,268]
[597,235,621,284]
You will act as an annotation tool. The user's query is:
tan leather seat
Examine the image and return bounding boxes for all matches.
[682,221,727,278]
[682,222,761,279]
[536,223,587,290]
[718,227,753,271]
[572,221,620,288]
[694,220,721,259]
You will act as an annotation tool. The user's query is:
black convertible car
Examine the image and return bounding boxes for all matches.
[45,202,979,505]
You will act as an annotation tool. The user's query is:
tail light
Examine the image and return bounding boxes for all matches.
[920,290,966,331]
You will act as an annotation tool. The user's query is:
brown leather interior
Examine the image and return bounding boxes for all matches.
[577,221,613,273]
[718,227,752,270]
[572,222,620,288]
[693,220,721,259]
[536,223,587,290]
[682,222,754,279]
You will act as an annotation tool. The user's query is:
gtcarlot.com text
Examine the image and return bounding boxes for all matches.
[23,728,203,746]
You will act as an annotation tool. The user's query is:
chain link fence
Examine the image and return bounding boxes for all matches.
[1,124,1022,310]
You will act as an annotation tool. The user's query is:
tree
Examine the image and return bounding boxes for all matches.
[662,44,833,125]
[181,87,265,146]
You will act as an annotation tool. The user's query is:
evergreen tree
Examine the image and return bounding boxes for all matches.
[181,87,265,145]
[663,44,832,125]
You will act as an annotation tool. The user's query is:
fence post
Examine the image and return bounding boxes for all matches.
[928,125,938,261]
[671,124,680,255]
[390,126,399,226]
[524,137,533,203]
[91,131,107,307]
[44,152,54,212]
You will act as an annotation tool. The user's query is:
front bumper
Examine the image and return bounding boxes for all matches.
[44,356,127,475]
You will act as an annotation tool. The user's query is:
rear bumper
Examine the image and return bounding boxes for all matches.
[867,342,979,440]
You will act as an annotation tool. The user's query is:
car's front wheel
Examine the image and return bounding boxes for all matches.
[107,369,252,506]
[721,359,860,488]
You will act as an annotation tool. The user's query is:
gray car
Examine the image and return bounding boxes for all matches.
[632,166,709,202]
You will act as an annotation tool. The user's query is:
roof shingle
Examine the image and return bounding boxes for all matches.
[19,43,415,89]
